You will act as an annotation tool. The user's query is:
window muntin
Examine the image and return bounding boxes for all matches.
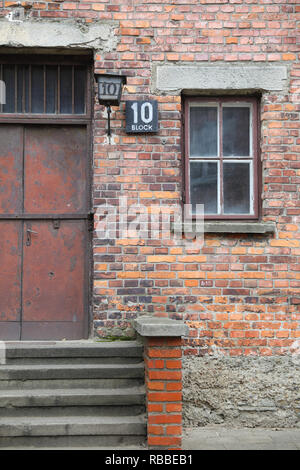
[0,63,87,115]
[186,97,258,219]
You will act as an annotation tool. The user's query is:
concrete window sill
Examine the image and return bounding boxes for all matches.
[204,222,276,234]
[172,222,276,234]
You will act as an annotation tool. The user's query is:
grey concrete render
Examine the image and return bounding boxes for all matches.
[153,64,288,93]
[0,18,117,51]
[134,316,189,337]
[183,427,300,450]
[183,356,300,429]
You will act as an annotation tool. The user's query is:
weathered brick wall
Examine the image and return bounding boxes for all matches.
[91,0,299,358]
[0,0,299,359]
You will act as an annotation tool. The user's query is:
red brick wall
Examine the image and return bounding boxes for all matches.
[1,0,299,356]
[92,0,299,357]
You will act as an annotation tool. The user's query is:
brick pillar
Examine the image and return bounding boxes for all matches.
[134,317,188,450]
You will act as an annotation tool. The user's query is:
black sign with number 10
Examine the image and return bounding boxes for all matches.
[125,100,158,134]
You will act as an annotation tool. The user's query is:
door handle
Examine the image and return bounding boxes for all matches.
[26,226,38,246]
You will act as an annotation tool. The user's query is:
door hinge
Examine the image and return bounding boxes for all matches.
[53,219,60,230]
[88,212,94,231]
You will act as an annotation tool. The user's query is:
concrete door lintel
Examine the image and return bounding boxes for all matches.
[0,17,118,52]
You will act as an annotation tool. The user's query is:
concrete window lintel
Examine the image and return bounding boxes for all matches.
[153,64,288,94]
[134,316,189,337]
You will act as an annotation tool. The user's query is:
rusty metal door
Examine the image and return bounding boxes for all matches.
[0,124,90,340]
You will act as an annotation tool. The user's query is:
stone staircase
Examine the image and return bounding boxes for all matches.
[0,341,146,449]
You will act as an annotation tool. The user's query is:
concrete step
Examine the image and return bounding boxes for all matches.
[0,377,144,390]
[0,434,146,448]
[0,387,145,409]
[4,341,143,359]
[0,341,146,449]
[0,363,144,381]
[0,404,145,418]
[5,356,142,365]
[0,415,146,437]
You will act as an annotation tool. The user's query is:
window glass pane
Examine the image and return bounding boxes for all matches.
[17,65,24,113]
[222,106,250,156]
[190,106,218,156]
[190,161,218,214]
[24,65,30,113]
[3,65,15,113]
[74,66,86,114]
[60,66,72,114]
[31,65,44,113]
[46,66,57,113]
[223,162,250,214]
[0,61,87,115]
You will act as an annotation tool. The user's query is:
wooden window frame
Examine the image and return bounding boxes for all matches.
[183,96,260,220]
[0,54,92,122]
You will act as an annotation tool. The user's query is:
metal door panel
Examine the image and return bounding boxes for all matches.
[21,322,86,341]
[0,126,23,213]
[0,221,22,323]
[0,322,21,340]
[0,123,89,340]
[22,220,86,324]
[24,126,87,214]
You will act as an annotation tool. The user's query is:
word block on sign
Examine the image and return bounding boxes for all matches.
[126,100,158,133]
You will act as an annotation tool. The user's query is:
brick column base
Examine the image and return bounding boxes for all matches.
[145,336,183,449]
[134,316,188,450]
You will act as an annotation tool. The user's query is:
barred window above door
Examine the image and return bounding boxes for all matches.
[184,96,259,219]
[0,57,89,115]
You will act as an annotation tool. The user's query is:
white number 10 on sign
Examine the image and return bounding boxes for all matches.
[131,102,153,124]
[126,100,158,133]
